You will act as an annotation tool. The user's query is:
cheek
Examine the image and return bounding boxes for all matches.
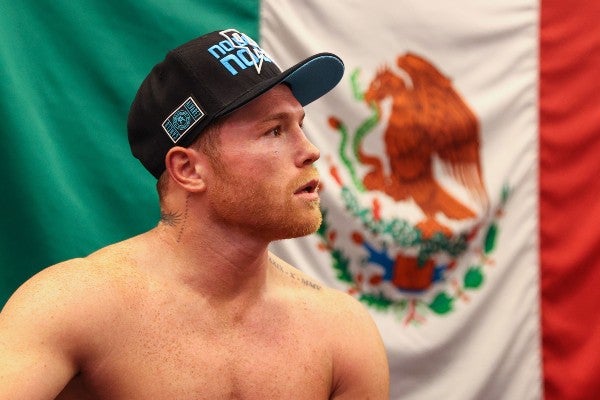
[248,157,283,178]
[217,146,286,185]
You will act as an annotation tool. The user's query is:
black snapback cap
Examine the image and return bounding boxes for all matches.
[127,28,345,179]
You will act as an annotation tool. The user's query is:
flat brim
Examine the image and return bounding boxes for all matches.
[216,52,345,118]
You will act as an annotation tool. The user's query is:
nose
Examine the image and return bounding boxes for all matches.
[296,131,320,167]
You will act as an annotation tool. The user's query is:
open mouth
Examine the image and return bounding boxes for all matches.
[294,179,320,195]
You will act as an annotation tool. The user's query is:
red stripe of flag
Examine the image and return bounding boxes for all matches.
[540,1,600,398]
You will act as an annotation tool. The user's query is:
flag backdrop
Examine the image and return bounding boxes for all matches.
[1,1,599,399]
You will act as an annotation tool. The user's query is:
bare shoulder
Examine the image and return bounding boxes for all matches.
[2,257,102,318]
[1,238,140,333]
[0,240,142,399]
[268,252,390,399]
[316,281,390,399]
[268,252,384,352]
[268,252,375,324]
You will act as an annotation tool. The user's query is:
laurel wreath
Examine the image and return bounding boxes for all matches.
[341,186,468,264]
[317,185,510,324]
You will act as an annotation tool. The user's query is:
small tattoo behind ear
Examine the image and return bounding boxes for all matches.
[160,211,182,226]
[176,193,191,242]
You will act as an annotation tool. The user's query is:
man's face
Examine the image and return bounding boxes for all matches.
[204,84,322,241]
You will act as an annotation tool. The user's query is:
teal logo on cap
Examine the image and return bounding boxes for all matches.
[207,29,275,76]
[162,97,205,143]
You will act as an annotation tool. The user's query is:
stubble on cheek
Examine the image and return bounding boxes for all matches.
[209,161,323,239]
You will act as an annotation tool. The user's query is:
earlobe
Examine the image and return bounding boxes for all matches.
[164,147,206,192]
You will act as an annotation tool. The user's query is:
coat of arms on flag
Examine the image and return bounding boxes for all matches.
[314,52,510,325]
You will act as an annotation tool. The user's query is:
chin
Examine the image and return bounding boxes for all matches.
[272,209,323,241]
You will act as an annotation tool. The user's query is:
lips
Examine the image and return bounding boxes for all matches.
[294,179,320,195]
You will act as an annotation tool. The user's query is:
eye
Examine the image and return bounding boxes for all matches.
[267,127,282,137]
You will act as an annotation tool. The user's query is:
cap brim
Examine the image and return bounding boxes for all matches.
[282,53,345,106]
[217,52,344,118]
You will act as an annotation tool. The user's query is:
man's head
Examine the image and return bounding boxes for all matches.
[155,83,326,241]
[194,83,324,240]
[127,28,344,179]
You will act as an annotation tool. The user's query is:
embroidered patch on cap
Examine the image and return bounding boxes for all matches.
[162,97,205,143]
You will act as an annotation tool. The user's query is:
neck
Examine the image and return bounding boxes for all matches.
[147,213,273,302]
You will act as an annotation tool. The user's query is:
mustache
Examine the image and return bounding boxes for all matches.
[288,167,320,192]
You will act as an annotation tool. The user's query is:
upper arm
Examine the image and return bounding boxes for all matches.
[0,264,86,399]
[329,293,390,399]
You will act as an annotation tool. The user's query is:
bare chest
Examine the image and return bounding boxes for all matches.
[60,301,333,399]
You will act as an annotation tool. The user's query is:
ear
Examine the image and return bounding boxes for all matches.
[164,146,207,192]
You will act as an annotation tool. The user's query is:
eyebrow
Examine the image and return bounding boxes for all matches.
[260,110,306,124]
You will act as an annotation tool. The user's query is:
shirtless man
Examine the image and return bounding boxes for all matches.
[0,29,389,399]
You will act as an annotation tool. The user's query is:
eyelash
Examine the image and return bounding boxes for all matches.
[266,122,303,137]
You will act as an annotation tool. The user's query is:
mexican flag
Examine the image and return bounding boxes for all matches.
[1,1,599,399]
